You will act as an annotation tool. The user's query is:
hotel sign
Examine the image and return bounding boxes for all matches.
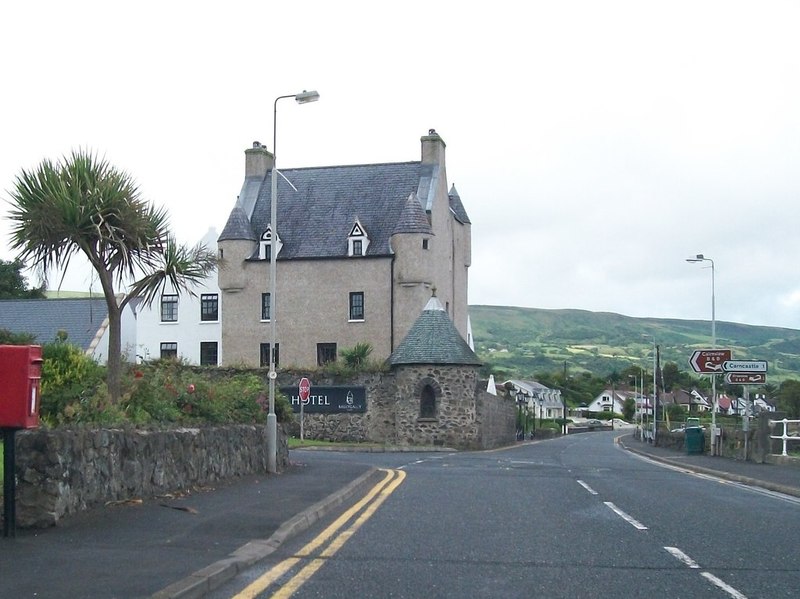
[281,385,367,414]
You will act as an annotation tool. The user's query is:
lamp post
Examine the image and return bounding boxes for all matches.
[515,392,525,440]
[643,334,656,443]
[266,89,320,474]
[538,397,544,430]
[686,253,716,455]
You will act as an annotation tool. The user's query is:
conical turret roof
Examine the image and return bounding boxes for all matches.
[388,295,481,366]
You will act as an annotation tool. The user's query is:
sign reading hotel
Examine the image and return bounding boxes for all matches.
[281,386,367,414]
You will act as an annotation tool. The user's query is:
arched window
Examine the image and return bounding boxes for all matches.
[420,384,437,419]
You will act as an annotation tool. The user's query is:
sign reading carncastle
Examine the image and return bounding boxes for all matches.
[280,386,367,414]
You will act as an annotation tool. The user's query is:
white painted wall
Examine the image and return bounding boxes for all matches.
[133,228,221,365]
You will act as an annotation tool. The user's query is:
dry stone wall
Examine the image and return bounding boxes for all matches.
[11,424,288,528]
[281,368,515,450]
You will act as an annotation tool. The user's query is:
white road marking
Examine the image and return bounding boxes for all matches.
[603,501,648,530]
[701,572,749,599]
[576,479,598,495]
[664,546,700,568]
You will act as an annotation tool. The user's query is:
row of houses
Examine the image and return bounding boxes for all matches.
[1,131,473,370]
[585,387,775,418]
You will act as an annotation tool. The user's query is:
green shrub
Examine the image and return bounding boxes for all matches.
[40,341,105,424]
[0,328,37,345]
[340,342,373,369]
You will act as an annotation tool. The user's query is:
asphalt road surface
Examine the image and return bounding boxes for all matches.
[211,432,800,598]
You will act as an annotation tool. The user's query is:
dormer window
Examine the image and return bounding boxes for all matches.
[347,220,370,257]
[259,226,282,260]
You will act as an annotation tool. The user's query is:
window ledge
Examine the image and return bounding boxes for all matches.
[348,319,365,323]
[417,417,438,423]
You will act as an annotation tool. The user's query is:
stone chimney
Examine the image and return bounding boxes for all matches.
[421,129,446,165]
[245,141,274,178]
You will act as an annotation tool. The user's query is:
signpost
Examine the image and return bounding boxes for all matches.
[722,360,768,373]
[299,377,310,442]
[724,372,767,385]
[688,349,732,374]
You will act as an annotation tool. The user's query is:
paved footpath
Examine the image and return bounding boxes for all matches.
[618,433,800,498]
[0,456,379,599]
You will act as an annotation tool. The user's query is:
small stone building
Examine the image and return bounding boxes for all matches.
[293,295,515,449]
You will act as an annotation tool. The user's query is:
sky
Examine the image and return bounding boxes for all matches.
[1,0,799,330]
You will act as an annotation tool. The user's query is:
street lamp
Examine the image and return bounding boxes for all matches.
[643,334,657,444]
[267,89,320,474]
[686,253,717,455]
[538,396,544,429]
[515,392,526,440]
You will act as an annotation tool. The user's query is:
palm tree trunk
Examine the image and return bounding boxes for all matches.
[106,302,123,403]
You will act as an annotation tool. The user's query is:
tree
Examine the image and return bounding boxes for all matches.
[776,379,800,418]
[0,258,46,299]
[8,150,215,402]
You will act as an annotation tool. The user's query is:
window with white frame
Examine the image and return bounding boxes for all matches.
[161,295,178,322]
[201,294,218,321]
[261,293,271,321]
[347,221,370,257]
[259,226,282,260]
[200,342,218,366]
[349,292,364,321]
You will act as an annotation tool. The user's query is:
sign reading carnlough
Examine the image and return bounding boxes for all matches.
[725,372,767,385]
[281,386,367,413]
[688,349,732,374]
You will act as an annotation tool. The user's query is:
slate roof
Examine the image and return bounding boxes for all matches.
[449,185,471,225]
[219,161,442,259]
[0,298,109,350]
[388,296,481,367]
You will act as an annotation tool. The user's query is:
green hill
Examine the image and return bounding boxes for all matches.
[469,305,800,383]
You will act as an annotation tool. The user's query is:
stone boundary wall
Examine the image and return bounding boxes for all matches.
[10,424,288,528]
[282,370,516,450]
[477,388,517,449]
[281,371,393,444]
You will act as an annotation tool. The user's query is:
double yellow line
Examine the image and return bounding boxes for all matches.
[233,468,406,599]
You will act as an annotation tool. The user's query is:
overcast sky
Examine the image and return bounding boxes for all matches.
[2,1,799,330]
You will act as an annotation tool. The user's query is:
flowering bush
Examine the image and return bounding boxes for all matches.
[40,356,291,427]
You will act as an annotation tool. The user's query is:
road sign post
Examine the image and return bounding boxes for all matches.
[722,360,768,373]
[724,372,767,385]
[688,349,732,374]
[299,377,311,442]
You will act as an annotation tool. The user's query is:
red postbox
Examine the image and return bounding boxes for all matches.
[0,345,43,429]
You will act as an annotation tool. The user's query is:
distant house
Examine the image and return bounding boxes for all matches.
[504,379,564,420]
[669,388,711,413]
[0,297,136,363]
[586,388,631,414]
[216,130,472,368]
[134,228,221,365]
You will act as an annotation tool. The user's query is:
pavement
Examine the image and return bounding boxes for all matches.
[617,433,800,498]
[1,439,798,599]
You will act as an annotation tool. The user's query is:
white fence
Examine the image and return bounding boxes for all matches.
[769,418,800,457]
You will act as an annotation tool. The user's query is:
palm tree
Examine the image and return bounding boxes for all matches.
[8,149,216,402]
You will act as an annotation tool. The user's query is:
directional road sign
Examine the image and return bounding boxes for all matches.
[688,349,732,374]
[725,372,767,385]
[722,360,768,373]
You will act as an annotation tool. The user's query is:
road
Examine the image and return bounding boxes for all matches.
[211,432,800,598]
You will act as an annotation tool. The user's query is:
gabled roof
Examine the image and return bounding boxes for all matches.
[222,161,431,259]
[388,296,481,366]
[0,298,109,351]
